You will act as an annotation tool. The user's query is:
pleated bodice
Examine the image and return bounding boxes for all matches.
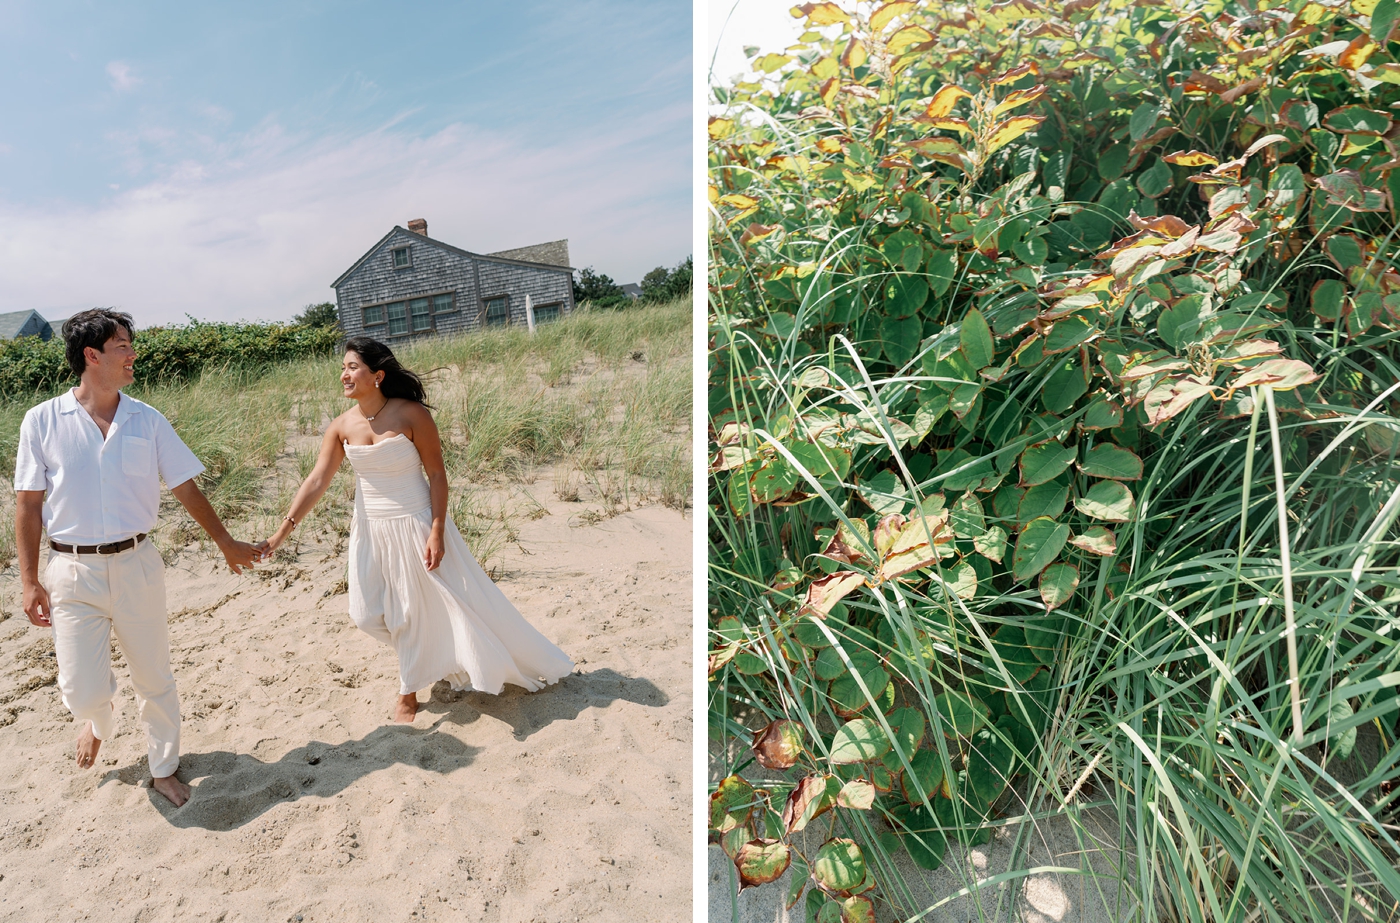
[344,434,430,519]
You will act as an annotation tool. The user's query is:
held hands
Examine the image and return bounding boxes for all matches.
[219,539,264,575]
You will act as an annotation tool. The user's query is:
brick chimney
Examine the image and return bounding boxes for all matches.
[407,218,428,236]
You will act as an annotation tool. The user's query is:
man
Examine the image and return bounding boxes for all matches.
[15,308,262,807]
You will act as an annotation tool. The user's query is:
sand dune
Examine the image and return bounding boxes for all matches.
[0,474,691,921]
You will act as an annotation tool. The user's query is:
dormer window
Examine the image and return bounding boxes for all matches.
[392,246,411,268]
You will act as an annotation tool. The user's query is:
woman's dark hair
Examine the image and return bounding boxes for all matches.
[342,336,430,406]
[62,308,136,378]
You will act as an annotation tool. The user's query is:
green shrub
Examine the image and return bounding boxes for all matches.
[0,319,342,398]
[709,1,1400,920]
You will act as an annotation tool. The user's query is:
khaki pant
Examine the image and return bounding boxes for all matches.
[46,539,180,778]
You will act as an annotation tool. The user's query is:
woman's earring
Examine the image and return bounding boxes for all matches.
[375,380,380,388]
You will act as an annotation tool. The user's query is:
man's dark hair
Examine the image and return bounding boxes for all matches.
[61,309,136,378]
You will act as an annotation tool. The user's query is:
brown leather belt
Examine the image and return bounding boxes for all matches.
[49,533,147,555]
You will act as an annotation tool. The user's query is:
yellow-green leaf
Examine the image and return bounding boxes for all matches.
[986,116,1045,154]
[992,84,1046,116]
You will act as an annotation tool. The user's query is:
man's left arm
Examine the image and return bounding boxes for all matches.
[169,479,261,574]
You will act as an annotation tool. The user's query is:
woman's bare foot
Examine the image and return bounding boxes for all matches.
[151,774,190,807]
[75,721,102,769]
[394,692,419,724]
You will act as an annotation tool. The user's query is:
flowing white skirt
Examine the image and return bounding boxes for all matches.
[345,435,574,696]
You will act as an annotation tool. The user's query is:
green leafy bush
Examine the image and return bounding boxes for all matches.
[709,1,1400,919]
[0,319,342,398]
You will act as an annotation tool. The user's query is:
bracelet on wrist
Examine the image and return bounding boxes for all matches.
[284,515,297,528]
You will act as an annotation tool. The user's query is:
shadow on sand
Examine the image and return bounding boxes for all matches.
[110,667,666,830]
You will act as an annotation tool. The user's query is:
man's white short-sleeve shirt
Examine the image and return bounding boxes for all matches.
[13,390,205,544]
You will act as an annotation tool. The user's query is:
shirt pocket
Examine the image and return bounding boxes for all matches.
[121,435,152,477]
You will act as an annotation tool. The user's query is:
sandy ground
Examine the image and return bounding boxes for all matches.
[0,473,691,922]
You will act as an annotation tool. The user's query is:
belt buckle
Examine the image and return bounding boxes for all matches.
[97,541,122,555]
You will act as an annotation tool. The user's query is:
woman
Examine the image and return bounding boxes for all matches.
[259,336,574,723]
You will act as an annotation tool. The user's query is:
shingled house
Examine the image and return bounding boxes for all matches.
[331,219,574,342]
[0,310,54,341]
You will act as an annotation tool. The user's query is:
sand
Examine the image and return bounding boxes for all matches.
[0,472,691,922]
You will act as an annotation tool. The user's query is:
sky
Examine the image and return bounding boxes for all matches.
[0,0,692,326]
[708,0,806,97]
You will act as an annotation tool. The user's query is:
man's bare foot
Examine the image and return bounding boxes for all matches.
[151,774,190,807]
[75,722,102,769]
[394,693,419,724]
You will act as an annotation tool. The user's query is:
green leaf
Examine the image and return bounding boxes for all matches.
[950,493,986,537]
[1374,0,1400,41]
[829,666,890,715]
[1012,516,1071,582]
[1024,615,1065,665]
[934,689,990,736]
[1075,481,1135,522]
[1042,358,1088,414]
[882,229,925,272]
[882,274,929,318]
[1158,293,1207,350]
[813,839,866,893]
[1043,314,1097,354]
[711,774,756,831]
[841,895,876,923]
[788,854,809,910]
[881,707,926,771]
[1322,106,1390,135]
[1018,482,1068,524]
[1020,443,1077,486]
[736,839,792,889]
[927,249,958,295]
[880,314,922,366]
[808,890,833,923]
[1129,102,1161,141]
[1311,279,1346,321]
[1038,562,1079,609]
[991,625,1043,682]
[960,307,995,369]
[815,645,878,682]
[900,748,946,804]
[967,727,1016,803]
[947,560,978,599]
[1137,158,1173,198]
[974,525,1008,563]
[1068,525,1117,556]
[891,802,947,870]
[830,718,891,764]
[1078,443,1143,481]
[1081,397,1122,431]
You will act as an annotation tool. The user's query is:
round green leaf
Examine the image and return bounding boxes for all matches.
[1310,278,1346,321]
[900,748,947,804]
[813,839,866,893]
[1012,516,1071,582]
[1078,443,1143,481]
[1042,359,1088,414]
[1075,481,1135,522]
[990,625,1042,682]
[960,307,995,370]
[967,727,1016,804]
[927,248,958,295]
[1082,397,1123,431]
[882,229,925,272]
[1018,483,1068,525]
[1020,443,1077,487]
[1038,562,1079,610]
[947,560,978,600]
[736,839,792,890]
[1024,615,1065,665]
[710,774,755,832]
[933,689,990,737]
[813,893,841,923]
[881,706,926,771]
[880,314,922,366]
[829,668,890,716]
[830,718,891,764]
[882,274,928,318]
[1136,157,1173,198]
[1043,315,1097,354]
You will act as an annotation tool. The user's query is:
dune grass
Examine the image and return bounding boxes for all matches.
[0,298,691,577]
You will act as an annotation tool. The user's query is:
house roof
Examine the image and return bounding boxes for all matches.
[331,226,575,290]
[0,309,51,339]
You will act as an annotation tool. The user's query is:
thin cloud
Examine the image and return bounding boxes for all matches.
[0,115,689,327]
[105,60,140,92]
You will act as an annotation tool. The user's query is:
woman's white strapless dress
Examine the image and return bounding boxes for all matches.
[343,433,574,696]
